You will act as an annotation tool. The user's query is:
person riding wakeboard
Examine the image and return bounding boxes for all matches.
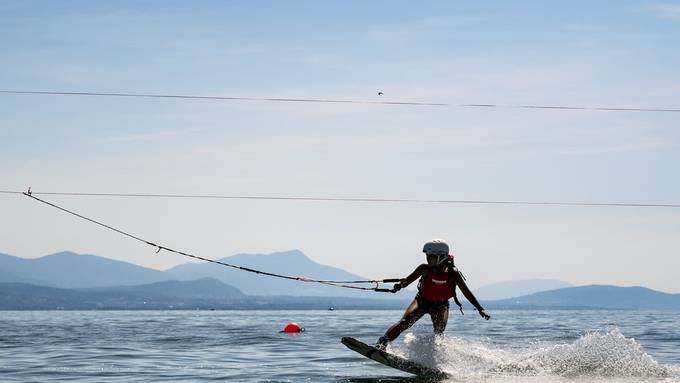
[376,239,490,350]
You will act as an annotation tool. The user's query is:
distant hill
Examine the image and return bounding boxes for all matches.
[474,279,573,300]
[0,278,246,309]
[0,282,97,309]
[0,266,45,285]
[85,277,246,300]
[0,251,168,288]
[0,279,408,310]
[488,285,680,310]
[0,250,395,298]
[165,250,391,298]
[5,251,679,309]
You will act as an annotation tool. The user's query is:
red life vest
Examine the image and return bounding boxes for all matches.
[418,266,455,302]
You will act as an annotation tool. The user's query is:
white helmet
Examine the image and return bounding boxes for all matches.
[422,239,450,265]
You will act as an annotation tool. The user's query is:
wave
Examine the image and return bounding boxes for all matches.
[387,328,678,382]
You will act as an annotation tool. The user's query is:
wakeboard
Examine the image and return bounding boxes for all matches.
[341,336,449,379]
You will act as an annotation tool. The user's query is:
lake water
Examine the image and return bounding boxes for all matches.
[1,310,679,382]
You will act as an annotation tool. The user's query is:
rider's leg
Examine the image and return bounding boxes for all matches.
[383,298,426,341]
[431,304,449,335]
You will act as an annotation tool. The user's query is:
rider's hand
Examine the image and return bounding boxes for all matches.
[391,282,402,293]
[479,309,490,320]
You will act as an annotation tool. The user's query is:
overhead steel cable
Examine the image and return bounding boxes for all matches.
[2,89,679,112]
[460,103,680,113]
[20,191,399,292]
[1,189,679,209]
[0,90,445,107]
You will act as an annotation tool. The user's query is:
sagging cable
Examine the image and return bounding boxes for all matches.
[21,191,398,293]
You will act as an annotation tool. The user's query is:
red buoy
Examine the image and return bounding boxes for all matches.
[282,322,303,333]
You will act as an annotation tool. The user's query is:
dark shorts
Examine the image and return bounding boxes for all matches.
[415,295,449,314]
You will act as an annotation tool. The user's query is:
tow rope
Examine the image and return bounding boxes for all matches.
[22,190,399,292]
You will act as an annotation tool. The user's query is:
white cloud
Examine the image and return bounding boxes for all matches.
[644,3,680,21]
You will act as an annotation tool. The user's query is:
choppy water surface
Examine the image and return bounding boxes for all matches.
[0,310,678,382]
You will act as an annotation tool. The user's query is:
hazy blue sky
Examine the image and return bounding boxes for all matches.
[2,1,679,291]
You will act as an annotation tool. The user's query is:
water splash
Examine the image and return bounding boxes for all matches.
[525,329,669,378]
[387,328,676,382]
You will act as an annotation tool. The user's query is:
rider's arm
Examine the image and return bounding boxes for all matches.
[392,264,427,291]
[401,264,427,288]
[454,270,491,319]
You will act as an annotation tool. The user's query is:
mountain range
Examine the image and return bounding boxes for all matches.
[2,250,679,310]
[491,285,680,310]
[0,278,405,310]
[0,250,381,298]
[473,279,573,300]
[0,250,570,299]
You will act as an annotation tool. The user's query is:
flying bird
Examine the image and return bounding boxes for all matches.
[377,91,383,96]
